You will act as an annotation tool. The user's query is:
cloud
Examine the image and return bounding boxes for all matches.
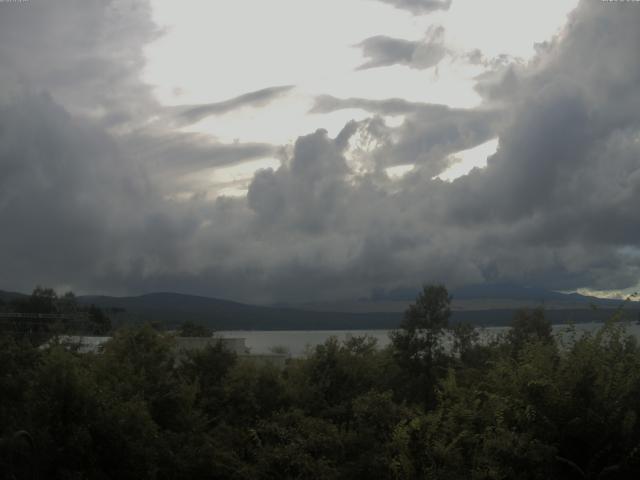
[0,93,158,289]
[2,0,640,303]
[0,0,283,294]
[0,0,160,127]
[247,128,352,231]
[122,131,276,180]
[357,26,447,70]
[231,0,640,299]
[372,0,452,15]
[174,85,295,125]
[312,95,502,168]
[439,0,640,290]
[0,91,272,295]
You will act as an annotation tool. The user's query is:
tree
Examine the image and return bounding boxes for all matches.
[390,284,451,407]
[87,304,111,335]
[11,286,58,314]
[57,291,79,313]
[391,285,451,369]
[178,321,212,338]
[451,322,481,365]
[8,287,111,337]
[179,341,237,419]
[507,307,553,354]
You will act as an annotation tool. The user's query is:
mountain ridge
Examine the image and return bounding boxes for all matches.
[2,285,637,330]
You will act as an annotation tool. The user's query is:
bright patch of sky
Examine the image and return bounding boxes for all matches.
[443,0,578,59]
[167,158,281,201]
[144,0,579,194]
[436,138,499,182]
[386,164,415,179]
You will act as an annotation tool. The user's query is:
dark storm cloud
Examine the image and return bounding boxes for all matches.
[229,126,492,301]
[449,1,640,226]
[357,26,447,70]
[174,85,295,125]
[0,93,157,290]
[2,0,640,302]
[0,0,280,152]
[0,91,269,296]
[438,0,640,289]
[99,0,640,300]
[373,0,452,15]
[248,128,352,231]
[0,0,283,294]
[0,0,159,126]
[231,0,640,299]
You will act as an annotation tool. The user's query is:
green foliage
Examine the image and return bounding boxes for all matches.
[451,322,482,364]
[178,320,213,338]
[17,286,59,313]
[224,361,289,424]
[3,291,640,479]
[269,345,291,355]
[179,341,237,419]
[87,304,112,335]
[0,336,41,433]
[507,307,553,353]
[391,284,452,407]
[253,409,342,479]
[7,286,112,336]
[289,335,390,421]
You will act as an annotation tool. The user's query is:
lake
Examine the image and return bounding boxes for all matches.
[218,321,640,357]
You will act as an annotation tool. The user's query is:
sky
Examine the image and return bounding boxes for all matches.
[0,0,639,303]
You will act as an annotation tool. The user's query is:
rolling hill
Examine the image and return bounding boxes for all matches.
[2,285,637,330]
[77,292,401,330]
[77,286,638,330]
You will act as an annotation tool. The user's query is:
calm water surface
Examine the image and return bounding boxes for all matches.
[218,322,640,357]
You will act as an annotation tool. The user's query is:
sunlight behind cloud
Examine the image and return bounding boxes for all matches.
[173,157,281,200]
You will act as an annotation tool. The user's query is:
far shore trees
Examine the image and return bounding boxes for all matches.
[2,286,111,337]
[177,320,212,338]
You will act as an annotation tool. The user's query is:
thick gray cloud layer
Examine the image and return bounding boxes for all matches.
[0,0,159,127]
[1,0,639,302]
[0,0,287,295]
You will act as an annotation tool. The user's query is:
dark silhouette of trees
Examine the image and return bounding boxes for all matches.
[507,306,553,353]
[177,320,212,338]
[390,284,451,406]
[2,285,640,479]
[6,286,111,336]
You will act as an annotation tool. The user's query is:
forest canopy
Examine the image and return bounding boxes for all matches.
[1,285,640,479]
